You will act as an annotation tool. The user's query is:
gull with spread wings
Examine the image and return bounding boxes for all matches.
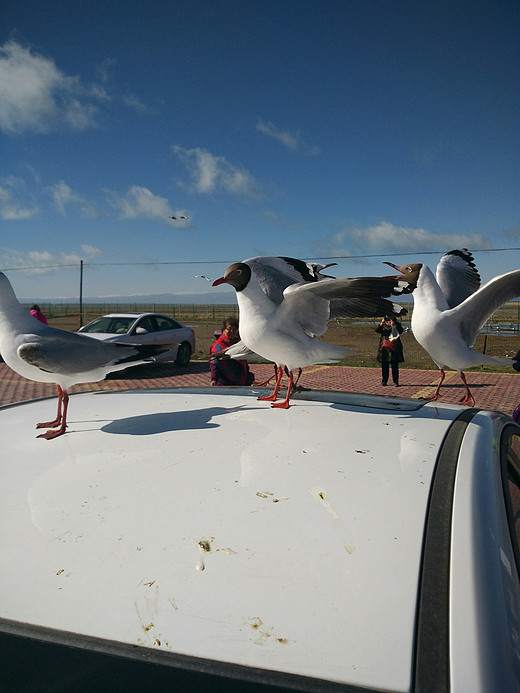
[213,256,407,408]
[385,249,520,406]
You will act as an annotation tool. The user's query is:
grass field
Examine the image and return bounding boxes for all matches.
[34,301,520,373]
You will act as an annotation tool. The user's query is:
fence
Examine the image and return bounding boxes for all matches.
[24,300,520,328]
[23,301,520,370]
[23,303,239,326]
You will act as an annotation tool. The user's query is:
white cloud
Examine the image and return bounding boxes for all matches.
[0,40,104,134]
[317,220,491,257]
[49,180,99,217]
[0,40,146,135]
[121,94,147,114]
[0,177,39,219]
[0,245,102,275]
[172,145,261,198]
[80,244,102,257]
[106,185,183,222]
[256,119,320,156]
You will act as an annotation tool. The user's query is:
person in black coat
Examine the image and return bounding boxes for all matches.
[376,316,404,387]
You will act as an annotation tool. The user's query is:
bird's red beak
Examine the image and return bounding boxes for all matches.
[212,276,227,286]
[383,261,405,278]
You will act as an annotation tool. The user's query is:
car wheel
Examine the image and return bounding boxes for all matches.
[175,342,192,367]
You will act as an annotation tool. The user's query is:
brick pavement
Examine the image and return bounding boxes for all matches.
[1,360,519,418]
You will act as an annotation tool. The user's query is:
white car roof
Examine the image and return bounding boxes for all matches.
[89,312,181,320]
[0,388,490,690]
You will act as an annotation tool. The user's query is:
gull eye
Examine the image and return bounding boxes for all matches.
[236,269,242,275]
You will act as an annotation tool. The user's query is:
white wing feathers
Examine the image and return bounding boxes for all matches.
[452,269,520,345]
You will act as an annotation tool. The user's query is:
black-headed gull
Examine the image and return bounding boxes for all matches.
[385,249,520,406]
[0,272,173,439]
[213,256,338,375]
[213,256,407,408]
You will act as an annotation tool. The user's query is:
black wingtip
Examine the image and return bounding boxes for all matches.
[112,342,177,365]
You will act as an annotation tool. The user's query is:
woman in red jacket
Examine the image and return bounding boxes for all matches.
[210,317,254,386]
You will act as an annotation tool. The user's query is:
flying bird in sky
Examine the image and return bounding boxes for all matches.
[385,249,520,406]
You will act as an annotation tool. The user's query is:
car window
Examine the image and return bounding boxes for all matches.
[81,317,134,334]
[134,316,158,333]
[156,316,180,331]
[109,318,135,334]
[502,430,520,575]
[81,317,112,333]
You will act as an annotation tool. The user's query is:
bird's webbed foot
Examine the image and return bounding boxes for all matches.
[36,418,62,429]
[258,393,278,402]
[271,400,290,409]
[459,394,475,407]
[37,426,67,440]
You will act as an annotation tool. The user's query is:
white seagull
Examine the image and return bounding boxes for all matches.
[0,272,173,439]
[213,256,337,368]
[385,249,520,406]
[213,256,407,408]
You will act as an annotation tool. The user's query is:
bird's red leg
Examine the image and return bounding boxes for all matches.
[292,367,303,389]
[272,370,294,409]
[255,364,278,387]
[291,367,311,392]
[428,369,445,401]
[36,385,64,428]
[38,390,69,439]
[459,372,475,407]
[258,366,283,401]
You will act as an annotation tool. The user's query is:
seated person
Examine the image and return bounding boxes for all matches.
[210,317,254,386]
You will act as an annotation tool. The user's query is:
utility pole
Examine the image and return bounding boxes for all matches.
[79,260,83,329]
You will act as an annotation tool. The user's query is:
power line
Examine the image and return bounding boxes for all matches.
[4,247,520,272]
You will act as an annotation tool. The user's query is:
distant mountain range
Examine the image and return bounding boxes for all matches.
[20,291,237,305]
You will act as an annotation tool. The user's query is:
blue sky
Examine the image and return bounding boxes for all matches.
[1,0,519,301]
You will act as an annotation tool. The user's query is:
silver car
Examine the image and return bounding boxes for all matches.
[78,312,195,366]
[1,388,519,691]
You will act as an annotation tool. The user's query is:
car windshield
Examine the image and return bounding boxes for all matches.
[81,317,136,334]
